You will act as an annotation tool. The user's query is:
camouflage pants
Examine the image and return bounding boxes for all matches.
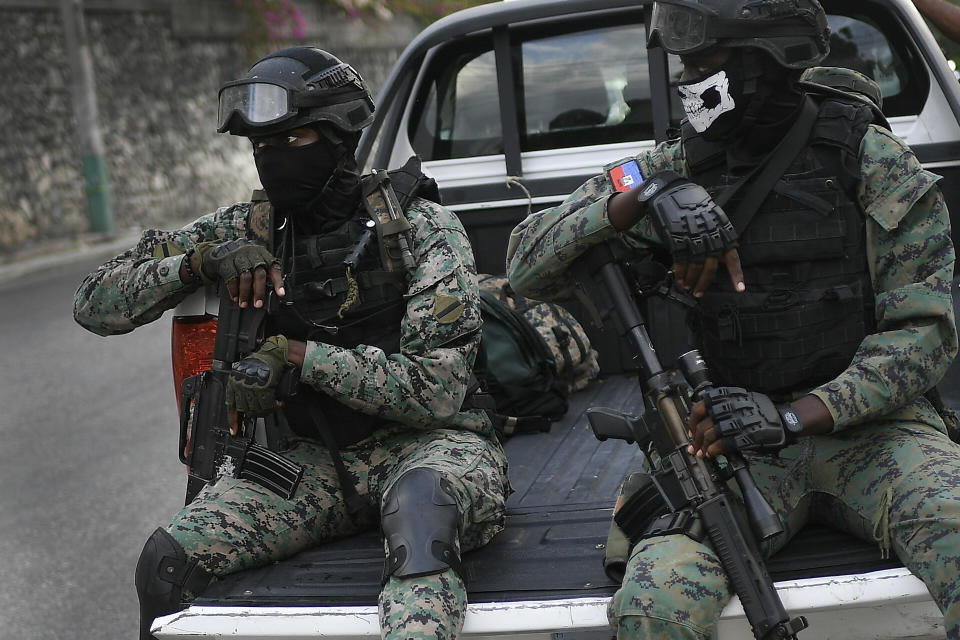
[166,428,510,640]
[609,418,960,639]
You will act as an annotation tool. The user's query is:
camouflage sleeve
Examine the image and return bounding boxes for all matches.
[506,140,684,302]
[72,203,253,336]
[299,198,489,433]
[810,125,958,429]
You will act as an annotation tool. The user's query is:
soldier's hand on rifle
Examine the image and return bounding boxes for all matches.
[629,171,745,297]
[226,334,292,434]
[194,239,285,309]
[687,386,797,457]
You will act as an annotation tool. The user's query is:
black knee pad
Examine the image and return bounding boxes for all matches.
[381,468,462,581]
[135,528,212,640]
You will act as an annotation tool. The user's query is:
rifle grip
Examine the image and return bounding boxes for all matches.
[179,374,202,465]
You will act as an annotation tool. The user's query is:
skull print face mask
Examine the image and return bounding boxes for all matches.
[679,70,737,133]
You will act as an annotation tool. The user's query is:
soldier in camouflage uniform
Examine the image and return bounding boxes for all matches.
[73,47,510,640]
[506,0,960,638]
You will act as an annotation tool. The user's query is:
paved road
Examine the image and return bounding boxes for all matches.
[0,249,185,640]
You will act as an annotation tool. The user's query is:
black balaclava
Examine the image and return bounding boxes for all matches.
[730,51,805,159]
[254,125,362,233]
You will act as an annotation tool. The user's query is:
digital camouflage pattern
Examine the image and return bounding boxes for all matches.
[170,432,508,578]
[172,431,508,639]
[297,196,492,435]
[610,419,960,639]
[74,201,261,334]
[74,193,511,638]
[75,195,496,438]
[380,570,466,639]
[507,123,960,638]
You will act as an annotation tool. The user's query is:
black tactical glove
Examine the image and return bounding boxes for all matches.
[637,171,739,263]
[195,239,278,285]
[226,335,292,415]
[701,386,796,453]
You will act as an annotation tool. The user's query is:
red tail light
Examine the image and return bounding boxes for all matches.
[171,314,218,412]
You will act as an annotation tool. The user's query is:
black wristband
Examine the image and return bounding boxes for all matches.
[182,248,200,284]
[776,404,804,442]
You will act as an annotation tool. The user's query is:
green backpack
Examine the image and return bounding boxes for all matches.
[474,275,600,437]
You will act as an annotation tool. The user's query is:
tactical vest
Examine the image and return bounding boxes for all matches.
[260,157,440,445]
[683,96,879,394]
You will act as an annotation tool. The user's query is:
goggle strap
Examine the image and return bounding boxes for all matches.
[708,16,822,39]
[293,87,370,109]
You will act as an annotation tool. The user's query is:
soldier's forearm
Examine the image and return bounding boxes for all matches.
[287,339,306,368]
[790,394,834,436]
[608,190,647,230]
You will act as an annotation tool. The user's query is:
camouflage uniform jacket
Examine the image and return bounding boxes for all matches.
[74,195,495,439]
[506,125,958,432]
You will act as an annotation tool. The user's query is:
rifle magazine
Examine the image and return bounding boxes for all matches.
[238,443,305,500]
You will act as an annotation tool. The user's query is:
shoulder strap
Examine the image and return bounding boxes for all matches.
[388,156,442,209]
[718,95,820,234]
[307,403,375,518]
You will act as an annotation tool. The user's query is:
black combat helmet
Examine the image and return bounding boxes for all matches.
[647,0,831,68]
[217,47,375,137]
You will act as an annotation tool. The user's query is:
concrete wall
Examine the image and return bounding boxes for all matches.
[0,0,420,256]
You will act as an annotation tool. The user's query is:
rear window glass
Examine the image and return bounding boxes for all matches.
[409,22,652,161]
[519,25,653,152]
[408,7,928,162]
[822,13,927,116]
[410,47,502,159]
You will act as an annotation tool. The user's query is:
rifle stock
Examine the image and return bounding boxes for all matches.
[576,241,807,640]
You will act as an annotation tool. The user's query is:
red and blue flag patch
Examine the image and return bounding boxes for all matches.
[608,160,644,192]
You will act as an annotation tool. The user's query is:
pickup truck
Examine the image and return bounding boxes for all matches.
[154,0,960,637]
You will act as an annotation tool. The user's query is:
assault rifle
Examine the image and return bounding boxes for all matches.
[573,241,808,640]
[178,284,303,505]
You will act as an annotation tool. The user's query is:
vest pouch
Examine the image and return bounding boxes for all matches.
[735,175,847,266]
[696,283,868,393]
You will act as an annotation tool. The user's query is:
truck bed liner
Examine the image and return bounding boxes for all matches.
[194,375,901,608]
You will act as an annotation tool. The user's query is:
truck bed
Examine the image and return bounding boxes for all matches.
[193,374,902,609]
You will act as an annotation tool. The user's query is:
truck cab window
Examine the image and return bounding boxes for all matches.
[409,22,654,161]
[519,24,652,151]
[820,12,928,117]
[827,17,904,96]
[411,47,503,160]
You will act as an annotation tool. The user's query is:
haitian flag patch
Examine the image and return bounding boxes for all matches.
[608,160,643,192]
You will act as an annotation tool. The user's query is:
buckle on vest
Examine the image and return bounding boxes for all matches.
[306,279,337,298]
[822,285,854,301]
[762,289,798,310]
[717,305,741,343]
